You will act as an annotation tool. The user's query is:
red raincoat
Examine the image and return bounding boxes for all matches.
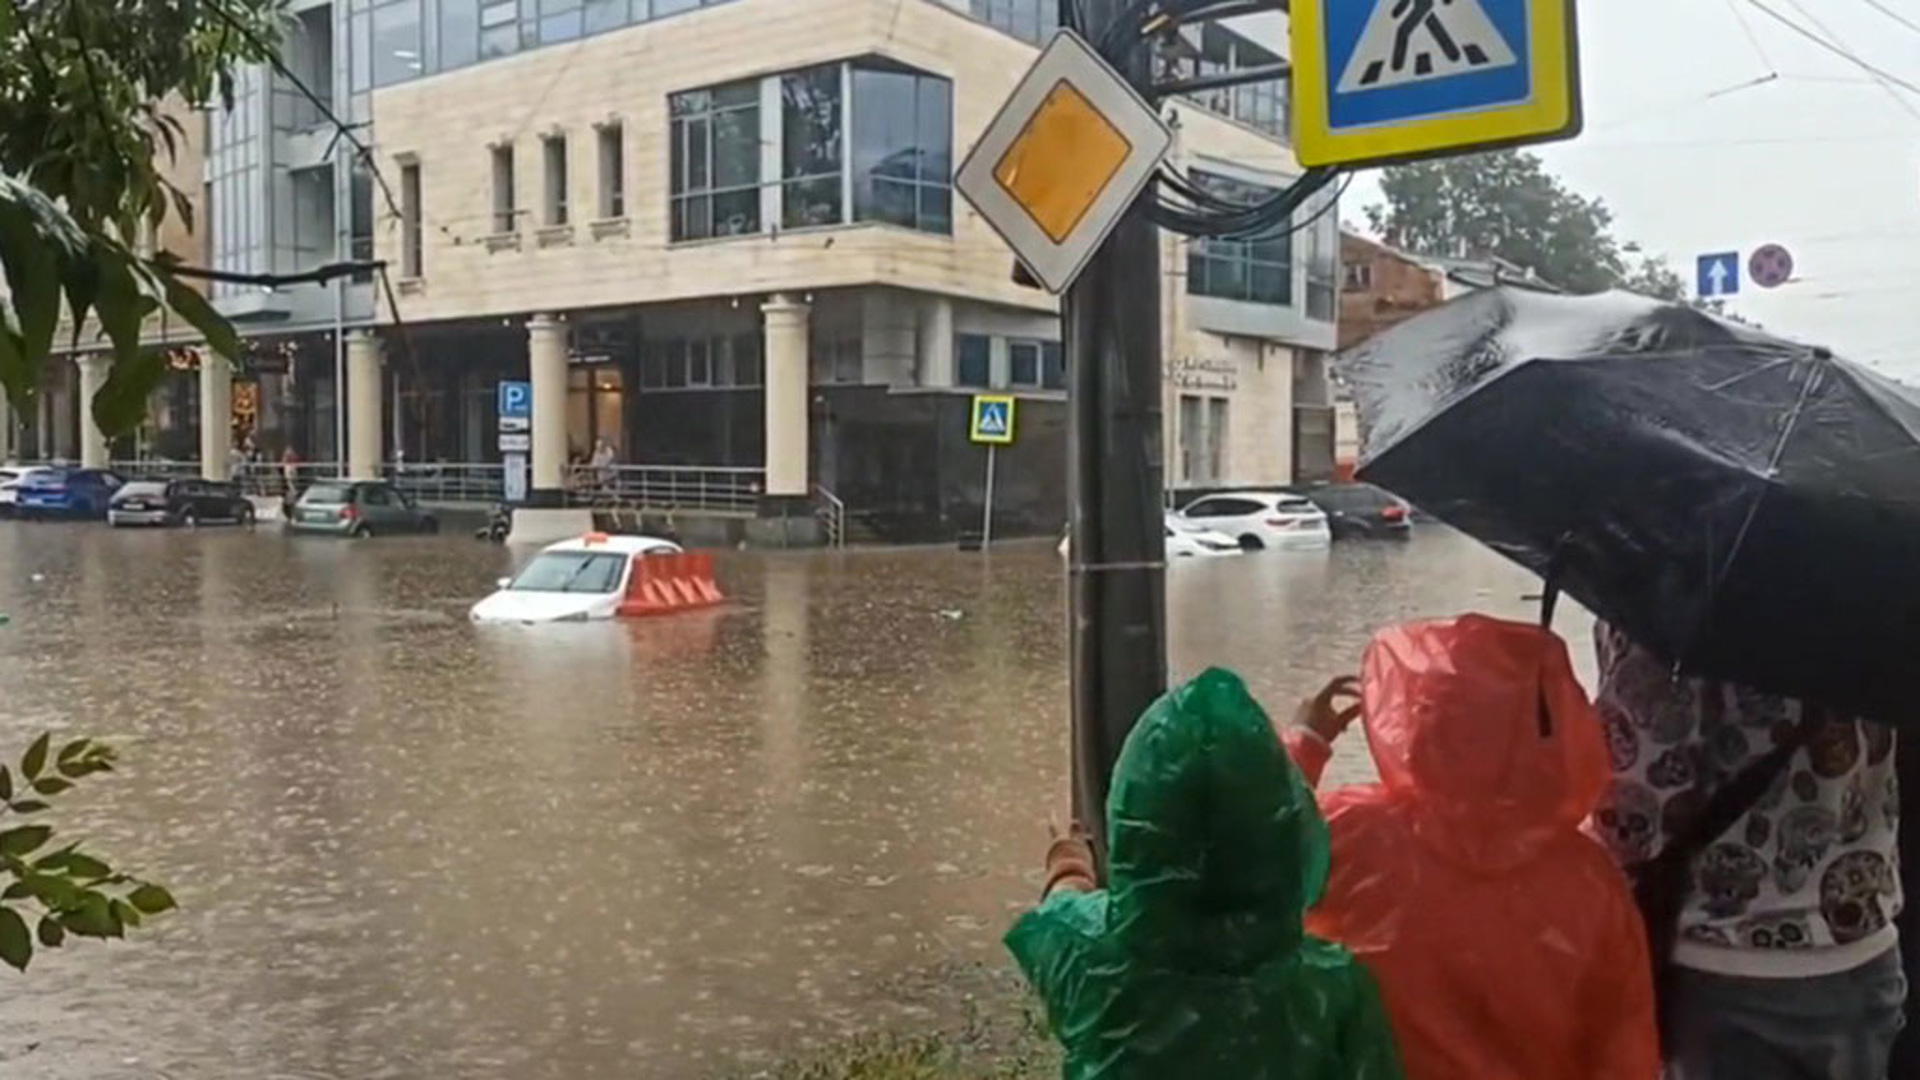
[1286,615,1659,1080]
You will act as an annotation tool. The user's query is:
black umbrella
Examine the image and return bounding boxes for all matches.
[1339,288,1920,726]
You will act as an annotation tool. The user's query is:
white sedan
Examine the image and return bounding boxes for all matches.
[1176,491,1332,551]
[1058,513,1244,559]
[471,533,682,624]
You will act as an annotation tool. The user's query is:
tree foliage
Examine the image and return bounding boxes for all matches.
[0,0,280,434]
[0,735,174,972]
[1366,150,1684,300]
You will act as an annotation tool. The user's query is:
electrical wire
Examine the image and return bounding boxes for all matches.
[1857,0,1920,39]
[1779,0,1920,120]
[1724,0,1779,74]
[1745,0,1920,100]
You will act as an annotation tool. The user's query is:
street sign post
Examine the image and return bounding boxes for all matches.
[1697,252,1741,298]
[970,395,1017,547]
[503,453,528,504]
[1291,0,1583,169]
[498,381,533,503]
[1750,244,1795,289]
[954,30,1172,294]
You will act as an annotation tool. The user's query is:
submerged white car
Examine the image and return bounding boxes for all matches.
[470,534,683,624]
[1058,513,1244,559]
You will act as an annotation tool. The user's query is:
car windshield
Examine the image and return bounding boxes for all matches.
[1276,498,1319,514]
[119,482,167,498]
[508,552,628,594]
[301,484,351,506]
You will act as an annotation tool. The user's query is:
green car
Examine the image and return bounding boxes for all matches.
[284,481,439,538]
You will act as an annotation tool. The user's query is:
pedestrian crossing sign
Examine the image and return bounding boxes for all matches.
[970,395,1017,446]
[1291,0,1582,170]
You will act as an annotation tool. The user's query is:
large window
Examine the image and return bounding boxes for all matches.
[851,66,952,234]
[670,80,761,242]
[1303,188,1340,322]
[480,0,519,60]
[781,65,842,229]
[289,165,334,274]
[440,0,480,69]
[538,0,584,42]
[491,143,516,233]
[400,162,423,278]
[597,122,625,219]
[640,333,763,390]
[1186,171,1291,306]
[542,133,569,226]
[369,0,422,87]
[1179,395,1228,485]
[956,335,991,389]
[968,0,1058,44]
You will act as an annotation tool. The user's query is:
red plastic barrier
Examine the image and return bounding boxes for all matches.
[618,551,725,618]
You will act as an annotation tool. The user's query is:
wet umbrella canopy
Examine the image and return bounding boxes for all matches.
[1339,288,1920,726]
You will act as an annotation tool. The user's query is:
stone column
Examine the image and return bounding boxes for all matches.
[528,313,569,504]
[199,350,233,481]
[761,293,811,501]
[346,330,383,480]
[0,387,14,463]
[74,354,110,469]
[917,294,954,387]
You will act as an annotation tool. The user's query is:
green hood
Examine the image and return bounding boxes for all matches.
[1105,667,1329,972]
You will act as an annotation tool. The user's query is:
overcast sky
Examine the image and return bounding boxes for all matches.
[1259,0,1920,377]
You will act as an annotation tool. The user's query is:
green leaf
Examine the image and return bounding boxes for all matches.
[0,907,29,971]
[8,801,50,815]
[0,826,52,858]
[0,179,62,364]
[91,350,168,440]
[20,734,48,782]
[60,894,118,938]
[22,874,79,909]
[127,883,175,916]
[61,854,110,881]
[1,882,29,902]
[36,917,63,949]
[0,766,11,803]
[110,899,140,930]
[160,271,238,359]
[55,740,89,768]
[30,777,71,797]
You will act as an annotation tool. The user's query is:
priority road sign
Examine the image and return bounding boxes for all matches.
[1291,0,1583,170]
[955,30,1172,295]
[1750,244,1795,289]
[970,395,1017,446]
[498,380,532,420]
[1697,252,1740,298]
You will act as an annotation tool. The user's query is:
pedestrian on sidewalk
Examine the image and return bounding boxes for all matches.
[1006,668,1403,1080]
[1588,623,1904,1080]
[1285,615,1659,1080]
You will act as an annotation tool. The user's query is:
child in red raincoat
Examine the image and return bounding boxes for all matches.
[1283,614,1659,1080]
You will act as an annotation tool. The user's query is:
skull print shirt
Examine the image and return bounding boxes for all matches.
[1588,624,1902,978]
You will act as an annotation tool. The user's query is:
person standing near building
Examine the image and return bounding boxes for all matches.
[1588,623,1904,1080]
[590,437,617,493]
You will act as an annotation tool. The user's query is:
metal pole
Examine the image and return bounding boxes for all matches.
[982,443,996,548]
[1063,0,1168,861]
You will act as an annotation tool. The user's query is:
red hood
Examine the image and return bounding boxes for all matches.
[1361,615,1608,870]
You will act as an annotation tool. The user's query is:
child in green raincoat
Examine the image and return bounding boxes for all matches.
[1006,668,1405,1080]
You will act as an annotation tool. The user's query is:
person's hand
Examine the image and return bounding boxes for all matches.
[1294,675,1362,745]
[1043,820,1097,897]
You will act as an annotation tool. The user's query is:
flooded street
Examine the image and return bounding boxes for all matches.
[0,524,1572,1078]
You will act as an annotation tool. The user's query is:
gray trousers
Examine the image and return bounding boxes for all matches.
[1666,947,1907,1080]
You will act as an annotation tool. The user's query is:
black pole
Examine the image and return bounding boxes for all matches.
[1063,0,1168,865]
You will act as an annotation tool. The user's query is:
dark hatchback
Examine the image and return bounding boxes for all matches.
[1295,483,1414,540]
[108,479,256,528]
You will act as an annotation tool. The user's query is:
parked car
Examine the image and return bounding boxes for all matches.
[0,467,35,516]
[12,468,123,520]
[1059,512,1246,560]
[471,534,683,623]
[1176,491,1331,551]
[284,481,438,537]
[108,479,256,528]
[1296,483,1414,540]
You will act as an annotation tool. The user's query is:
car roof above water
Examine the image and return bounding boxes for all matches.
[541,534,680,557]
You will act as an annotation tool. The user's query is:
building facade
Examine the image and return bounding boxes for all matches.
[31,0,1340,542]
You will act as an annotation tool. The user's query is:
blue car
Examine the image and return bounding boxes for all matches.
[14,468,125,520]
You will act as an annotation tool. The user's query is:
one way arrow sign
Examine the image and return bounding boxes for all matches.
[1697,252,1740,298]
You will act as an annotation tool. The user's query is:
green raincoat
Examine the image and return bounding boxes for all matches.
[1006,669,1404,1080]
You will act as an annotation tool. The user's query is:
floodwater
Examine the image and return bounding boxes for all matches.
[0,523,1568,1078]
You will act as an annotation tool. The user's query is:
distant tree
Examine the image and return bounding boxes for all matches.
[1366,150,1683,298]
[0,735,174,972]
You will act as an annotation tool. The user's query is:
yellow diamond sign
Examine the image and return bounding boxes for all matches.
[956,30,1171,294]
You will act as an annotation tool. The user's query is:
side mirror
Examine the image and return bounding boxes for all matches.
[496,577,512,590]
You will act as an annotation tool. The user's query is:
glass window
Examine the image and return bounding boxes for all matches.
[290,165,334,273]
[543,134,569,226]
[1186,171,1292,306]
[597,123,625,218]
[509,551,627,594]
[956,334,991,388]
[491,143,516,232]
[400,162,423,277]
[781,65,843,229]
[852,67,952,234]
[585,0,625,32]
[441,0,479,69]
[1009,341,1040,387]
[350,162,374,282]
[370,0,423,87]
[538,0,582,43]
[670,79,762,241]
[1041,341,1065,390]
[480,0,518,58]
[1303,188,1340,322]
[967,0,1057,44]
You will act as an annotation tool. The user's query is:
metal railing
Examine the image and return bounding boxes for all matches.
[814,484,846,548]
[564,464,763,515]
[386,462,507,504]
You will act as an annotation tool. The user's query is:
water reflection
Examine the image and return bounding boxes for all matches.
[0,525,1558,1078]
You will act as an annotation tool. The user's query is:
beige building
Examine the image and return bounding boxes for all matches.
[33,0,1339,540]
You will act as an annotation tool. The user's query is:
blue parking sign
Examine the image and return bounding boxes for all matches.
[498,381,532,420]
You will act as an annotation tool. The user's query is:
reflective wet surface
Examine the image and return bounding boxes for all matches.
[0,524,1561,1078]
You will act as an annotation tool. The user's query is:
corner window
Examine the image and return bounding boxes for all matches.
[670,80,762,242]
[490,143,516,233]
[597,123,625,219]
[781,65,843,229]
[1186,171,1291,306]
[542,133,569,226]
[852,67,952,235]
[400,162,422,278]
[956,334,991,389]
